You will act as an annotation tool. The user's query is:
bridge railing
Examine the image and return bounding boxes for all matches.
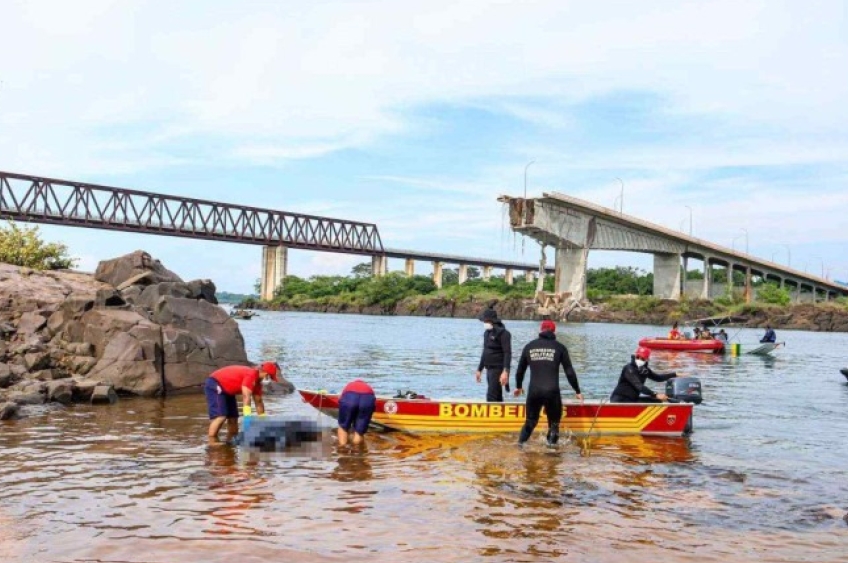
[0,172,384,254]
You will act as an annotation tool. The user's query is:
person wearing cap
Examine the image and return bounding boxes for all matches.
[513,320,583,447]
[205,361,280,445]
[475,307,513,402]
[337,379,376,447]
[610,347,676,403]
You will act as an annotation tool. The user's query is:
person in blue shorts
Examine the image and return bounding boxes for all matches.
[337,379,376,446]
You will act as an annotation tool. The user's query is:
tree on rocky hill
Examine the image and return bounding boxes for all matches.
[0,221,76,270]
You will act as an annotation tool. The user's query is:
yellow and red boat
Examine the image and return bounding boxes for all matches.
[638,337,725,354]
[299,390,696,437]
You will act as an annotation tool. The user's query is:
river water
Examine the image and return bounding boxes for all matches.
[1,312,847,562]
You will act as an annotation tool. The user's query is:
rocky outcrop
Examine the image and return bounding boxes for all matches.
[0,250,267,419]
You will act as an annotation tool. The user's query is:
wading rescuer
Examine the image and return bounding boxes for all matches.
[475,308,512,402]
[205,361,280,445]
[610,347,676,403]
[513,320,583,447]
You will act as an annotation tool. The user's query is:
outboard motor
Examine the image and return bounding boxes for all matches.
[665,377,702,435]
[666,377,702,404]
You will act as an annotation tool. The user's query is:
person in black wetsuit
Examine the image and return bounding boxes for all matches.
[760,325,777,343]
[475,307,512,402]
[513,320,583,446]
[610,346,676,403]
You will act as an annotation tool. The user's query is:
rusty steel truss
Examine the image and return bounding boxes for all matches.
[0,171,384,254]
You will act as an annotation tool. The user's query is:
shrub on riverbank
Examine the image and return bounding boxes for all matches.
[0,221,76,270]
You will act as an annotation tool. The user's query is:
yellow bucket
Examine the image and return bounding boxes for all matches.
[730,343,741,356]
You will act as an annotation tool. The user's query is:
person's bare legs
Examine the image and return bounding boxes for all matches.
[337,427,350,446]
[352,432,365,446]
[225,418,239,442]
[208,416,227,446]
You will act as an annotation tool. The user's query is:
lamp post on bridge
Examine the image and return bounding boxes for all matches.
[523,160,536,199]
[613,177,624,215]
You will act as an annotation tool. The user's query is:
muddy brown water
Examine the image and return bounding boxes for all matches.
[1,313,847,562]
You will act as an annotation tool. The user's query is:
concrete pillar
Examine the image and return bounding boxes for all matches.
[744,266,752,304]
[653,253,682,300]
[555,247,588,302]
[701,258,712,299]
[505,268,514,285]
[682,256,689,297]
[404,258,415,277]
[482,265,493,282]
[260,245,288,301]
[433,261,443,289]
[780,278,785,289]
[371,255,387,277]
[525,270,534,283]
[458,264,468,285]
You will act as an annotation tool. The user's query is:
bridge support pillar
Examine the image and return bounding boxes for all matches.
[482,266,493,282]
[433,262,443,289]
[260,245,288,301]
[404,258,415,277]
[371,255,388,277]
[458,264,468,285]
[653,253,682,300]
[525,270,534,283]
[701,259,712,299]
[744,266,752,304]
[555,247,588,302]
[505,268,514,285]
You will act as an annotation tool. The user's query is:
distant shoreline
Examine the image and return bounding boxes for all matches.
[238,296,848,333]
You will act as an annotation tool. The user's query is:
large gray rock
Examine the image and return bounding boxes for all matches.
[0,363,13,388]
[91,385,118,404]
[136,282,193,310]
[16,312,47,336]
[86,326,163,397]
[95,250,182,288]
[47,380,73,404]
[187,279,218,304]
[153,297,246,360]
[0,402,18,420]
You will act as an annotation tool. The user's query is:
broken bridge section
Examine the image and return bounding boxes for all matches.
[501,192,847,306]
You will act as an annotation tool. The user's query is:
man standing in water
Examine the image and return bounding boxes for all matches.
[337,379,376,446]
[475,307,512,402]
[513,320,583,447]
[205,361,280,445]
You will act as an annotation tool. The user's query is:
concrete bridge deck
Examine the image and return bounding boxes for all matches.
[501,191,846,303]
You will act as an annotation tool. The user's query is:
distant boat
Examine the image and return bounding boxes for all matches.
[638,337,725,354]
[744,342,784,356]
[230,309,257,320]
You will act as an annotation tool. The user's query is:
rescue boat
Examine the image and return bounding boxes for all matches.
[299,390,696,437]
[638,337,725,354]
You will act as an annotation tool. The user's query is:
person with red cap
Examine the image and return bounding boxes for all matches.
[204,361,281,445]
[513,319,583,447]
[609,347,676,403]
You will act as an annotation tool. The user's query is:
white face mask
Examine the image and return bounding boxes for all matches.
[635,359,647,368]
[483,322,494,330]
[262,377,272,386]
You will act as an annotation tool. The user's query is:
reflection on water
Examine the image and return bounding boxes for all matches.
[1,313,847,562]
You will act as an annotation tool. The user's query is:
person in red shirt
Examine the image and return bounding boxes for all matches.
[205,361,280,445]
[337,379,376,446]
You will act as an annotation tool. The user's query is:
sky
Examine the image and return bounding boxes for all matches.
[1,0,847,293]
